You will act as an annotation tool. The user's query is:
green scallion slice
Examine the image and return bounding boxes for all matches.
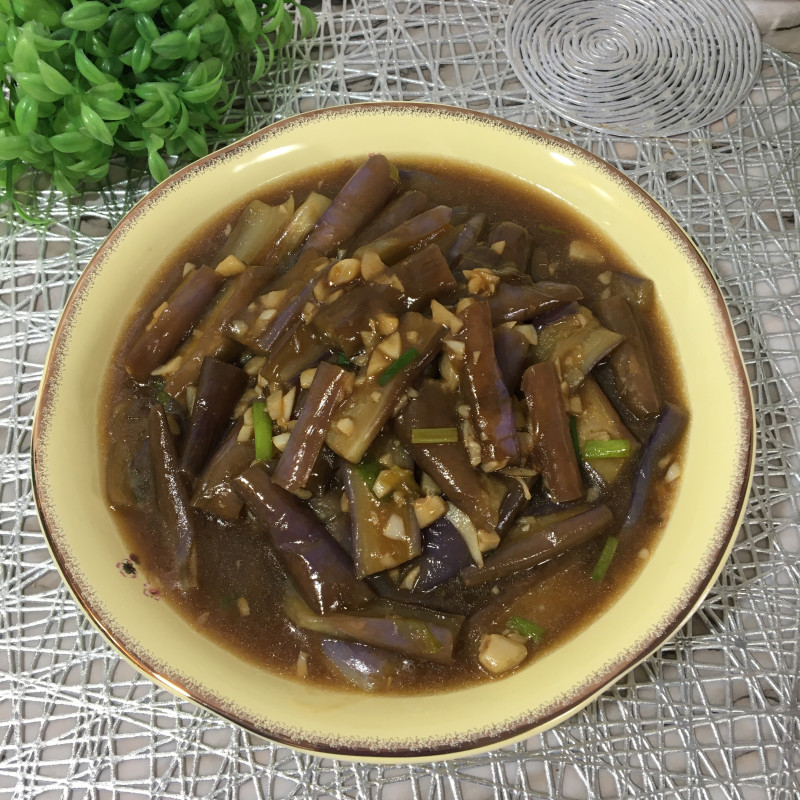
[336,352,356,370]
[377,347,419,386]
[591,535,619,582]
[583,439,631,459]
[411,427,459,444]
[538,223,567,235]
[355,459,382,488]
[569,415,581,462]
[252,400,273,461]
[507,615,545,642]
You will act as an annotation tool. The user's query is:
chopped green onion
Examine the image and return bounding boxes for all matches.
[583,439,631,459]
[569,415,581,462]
[407,620,443,653]
[252,400,273,462]
[538,223,567,235]
[507,615,545,642]
[411,427,459,444]
[336,352,356,370]
[355,459,382,488]
[377,347,419,386]
[591,535,619,582]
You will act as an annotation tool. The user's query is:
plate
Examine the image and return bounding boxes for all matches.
[32,103,754,760]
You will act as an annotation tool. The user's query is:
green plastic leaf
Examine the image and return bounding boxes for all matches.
[87,81,125,102]
[147,146,169,183]
[234,0,259,33]
[297,4,318,38]
[74,48,111,85]
[185,24,201,61]
[130,37,152,74]
[199,13,228,44]
[108,12,138,55]
[80,102,114,146]
[84,32,112,59]
[14,95,39,136]
[37,59,74,96]
[61,2,111,32]
[14,72,61,103]
[134,82,179,102]
[87,95,131,121]
[179,76,223,105]
[175,0,212,30]
[134,13,160,43]
[50,131,96,154]
[121,0,162,12]
[0,134,30,161]
[182,127,208,158]
[11,32,39,74]
[150,29,189,61]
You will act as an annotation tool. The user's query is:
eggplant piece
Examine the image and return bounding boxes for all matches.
[392,244,458,311]
[216,197,295,265]
[285,585,463,664]
[303,154,400,256]
[606,270,655,309]
[354,205,453,264]
[342,461,421,578]
[179,358,248,478]
[458,301,519,471]
[622,403,688,531]
[311,283,402,358]
[350,190,428,251]
[233,465,374,614]
[502,504,591,546]
[532,300,582,332]
[534,305,624,391]
[595,294,660,418]
[575,376,639,487]
[493,324,531,392]
[319,639,400,691]
[486,281,583,325]
[106,396,154,509]
[191,421,255,520]
[148,404,198,590]
[125,266,224,382]
[496,473,536,535]
[448,212,487,265]
[414,516,474,591]
[272,362,355,494]
[326,312,446,463]
[487,221,531,272]
[522,362,584,503]
[461,504,614,587]
[260,325,331,386]
[394,379,504,532]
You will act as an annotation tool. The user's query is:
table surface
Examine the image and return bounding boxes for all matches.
[2,2,799,798]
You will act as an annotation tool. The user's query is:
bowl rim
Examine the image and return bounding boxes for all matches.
[31,101,756,760]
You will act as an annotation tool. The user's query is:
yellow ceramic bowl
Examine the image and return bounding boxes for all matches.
[32,103,754,760]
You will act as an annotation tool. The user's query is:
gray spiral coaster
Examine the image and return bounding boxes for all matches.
[506,0,763,137]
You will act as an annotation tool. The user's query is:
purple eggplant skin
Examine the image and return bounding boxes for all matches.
[126,266,224,382]
[318,639,399,692]
[522,362,584,504]
[533,301,582,331]
[461,504,614,587]
[459,301,520,471]
[496,474,536,535]
[234,465,374,614]
[595,294,661,418]
[312,283,402,357]
[350,190,429,252]
[179,357,248,478]
[164,263,277,399]
[191,421,255,521]
[493,325,531,392]
[302,154,400,257]
[392,243,458,311]
[272,362,355,494]
[622,403,688,532]
[415,516,475,591]
[148,404,198,590]
[354,205,454,264]
[448,212,487,265]
[487,221,531,271]
[394,379,504,531]
[487,281,583,325]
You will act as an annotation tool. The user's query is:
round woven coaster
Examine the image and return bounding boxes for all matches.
[506,0,762,136]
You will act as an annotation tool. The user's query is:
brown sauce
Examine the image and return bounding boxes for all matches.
[101,156,687,695]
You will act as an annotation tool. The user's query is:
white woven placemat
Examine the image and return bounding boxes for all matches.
[1,1,799,798]
[506,0,763,136]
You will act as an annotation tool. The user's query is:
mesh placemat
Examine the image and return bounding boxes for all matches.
[506,0,763,137]
[2,1,799,798]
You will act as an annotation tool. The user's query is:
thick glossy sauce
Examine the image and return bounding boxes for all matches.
[102,157,687,694]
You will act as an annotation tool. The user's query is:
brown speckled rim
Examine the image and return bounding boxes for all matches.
[31,102,756,761]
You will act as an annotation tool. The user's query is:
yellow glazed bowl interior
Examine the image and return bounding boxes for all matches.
[32,103,754,760]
